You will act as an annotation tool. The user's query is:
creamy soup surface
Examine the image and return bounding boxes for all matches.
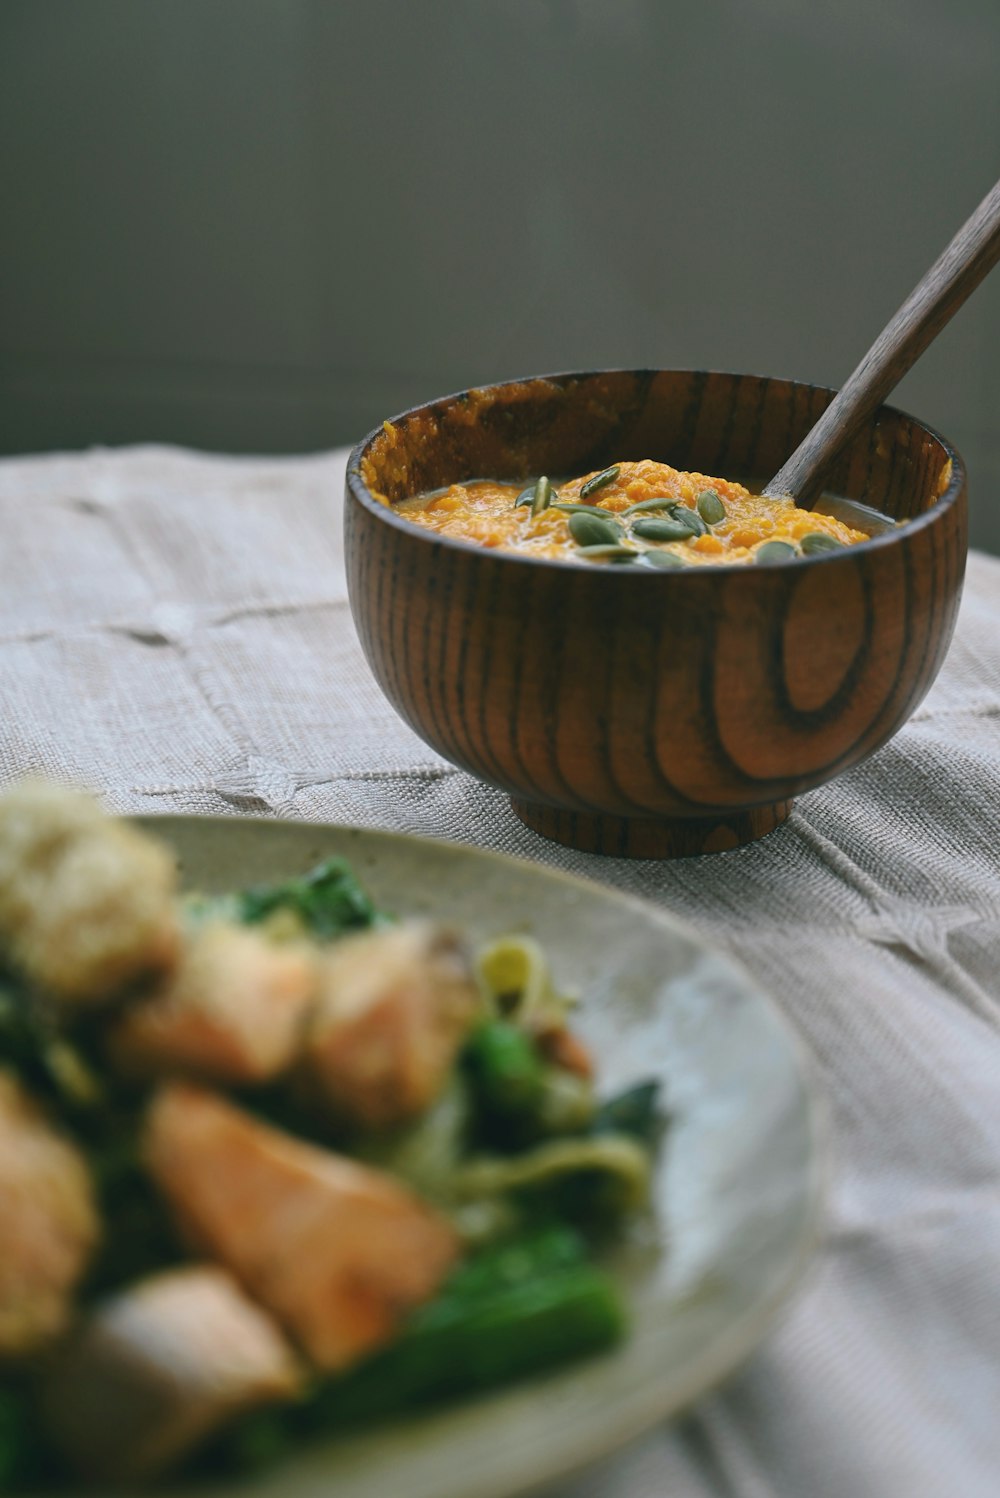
[396,460,877,567]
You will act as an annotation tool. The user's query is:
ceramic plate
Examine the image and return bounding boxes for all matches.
[129,817,825,1498]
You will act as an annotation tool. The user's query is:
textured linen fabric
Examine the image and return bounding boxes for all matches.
[1,444,998,1498]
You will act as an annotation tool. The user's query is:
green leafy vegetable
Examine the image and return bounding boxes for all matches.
[462,1020,601,1151]
[208,1409,294,1476]
[0,1386,27,1489]
[0,976,105,1120]
[85,1136,182,1298]
[238,858,385,940]
[0,979,41,1080]
[592,1081,664,1149]
[0,970,180,1304]
[0,1382,53,1490]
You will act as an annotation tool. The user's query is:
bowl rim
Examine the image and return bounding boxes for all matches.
[345,367,966,575]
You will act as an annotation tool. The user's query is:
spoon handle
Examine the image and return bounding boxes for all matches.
[764,176,1000,503]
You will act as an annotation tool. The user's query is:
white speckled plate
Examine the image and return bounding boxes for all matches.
[131,817,825,1498]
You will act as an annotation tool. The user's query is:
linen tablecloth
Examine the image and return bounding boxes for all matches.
[2,445,998,1498]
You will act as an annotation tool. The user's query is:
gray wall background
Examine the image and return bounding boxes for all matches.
[2,0,999,554]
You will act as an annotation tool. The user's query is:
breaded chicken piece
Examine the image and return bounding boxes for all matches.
[0,780,179,1006]
[0,1069,100,1357]
[145,1083,460,1372]
[40,1265,303,1483]
[108,923,318,1085]
[301,923,480,1129]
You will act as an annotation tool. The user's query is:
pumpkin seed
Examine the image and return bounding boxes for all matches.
[579,465,621,499]
[696,489,726,525]
[754,540,798,564]
[575,544,637,562]
[568,511,624,548]
[638,549,686,569]
[531,476,555,516]
[514,485,535,509]
[631,516,694,543]
[800,532,844,555]
[668,505,707,537]
[622,496,675,516]
[553,502,611,516]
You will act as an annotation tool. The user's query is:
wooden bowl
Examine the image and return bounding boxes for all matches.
[344,370,967,858]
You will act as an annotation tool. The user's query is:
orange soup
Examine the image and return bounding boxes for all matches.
[396,460,871,568]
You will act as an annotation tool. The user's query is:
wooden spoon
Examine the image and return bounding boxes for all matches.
[764,176,1000,507]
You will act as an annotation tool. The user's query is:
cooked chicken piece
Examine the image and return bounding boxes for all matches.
[301,922,480,1129]
[145,1083,460,1372]
[108,923,318,1085]
[40,1265,303,1483]
[0,780,179,1006]
[0,1069,99,1357]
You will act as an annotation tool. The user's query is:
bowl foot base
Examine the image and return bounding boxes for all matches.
[509,799,794,859]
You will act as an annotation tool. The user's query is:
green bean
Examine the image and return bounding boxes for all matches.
[308,1230,626,1430]
[215,1228,623,1469]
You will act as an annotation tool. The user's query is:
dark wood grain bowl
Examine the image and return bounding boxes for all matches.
[345,370,967,858]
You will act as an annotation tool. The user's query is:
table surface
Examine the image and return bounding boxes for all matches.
[3,445,999,1498]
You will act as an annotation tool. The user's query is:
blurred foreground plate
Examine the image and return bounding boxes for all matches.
[128,817,825,1498]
